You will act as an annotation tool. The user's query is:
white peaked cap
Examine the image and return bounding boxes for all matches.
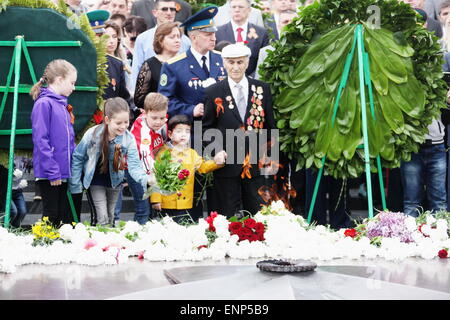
[221,43,252,58]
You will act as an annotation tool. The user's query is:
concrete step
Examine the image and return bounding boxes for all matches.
[23,191,136,214]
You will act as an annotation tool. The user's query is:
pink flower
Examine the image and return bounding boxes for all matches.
[138,251,145,260]
[178,169,190,180]
[84,239,97,250]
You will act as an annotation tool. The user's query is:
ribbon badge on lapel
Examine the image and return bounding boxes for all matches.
[248,28,259,40]
[111,78,116,91]
[215,97,224,117]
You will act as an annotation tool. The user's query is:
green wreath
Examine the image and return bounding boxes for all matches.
[259,0,447,179]
[0,0,109,167]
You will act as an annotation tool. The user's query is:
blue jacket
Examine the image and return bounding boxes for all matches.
[69,124,149,193]
[31,88,76,181]
[158,48,226,120]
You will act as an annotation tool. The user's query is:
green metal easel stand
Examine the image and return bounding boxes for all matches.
[0,36,96,227]
[307,25,387,224]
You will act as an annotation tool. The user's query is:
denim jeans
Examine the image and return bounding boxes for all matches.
[114,184,123,221]
[88,185,121,226]
[10,189,27,228]
[125,170,150,225]
[401,144,447,217]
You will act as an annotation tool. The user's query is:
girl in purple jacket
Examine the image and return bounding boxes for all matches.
[30,59,77,226]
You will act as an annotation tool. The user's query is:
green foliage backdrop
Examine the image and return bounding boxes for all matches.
[259,0,447,179]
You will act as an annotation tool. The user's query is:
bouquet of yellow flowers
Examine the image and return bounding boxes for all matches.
[31,216,60,246]
[143,149,190,198]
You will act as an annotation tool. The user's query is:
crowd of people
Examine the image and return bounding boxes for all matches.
[1,0,450,231]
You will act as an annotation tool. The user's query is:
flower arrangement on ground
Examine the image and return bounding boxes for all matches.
[31,216,61,246]
[1,203,449,274]
[228,217,265,242]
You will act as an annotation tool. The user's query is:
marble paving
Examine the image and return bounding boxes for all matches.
[0,257,449,300]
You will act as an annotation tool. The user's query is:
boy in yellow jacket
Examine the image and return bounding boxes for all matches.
[151,115,227,221]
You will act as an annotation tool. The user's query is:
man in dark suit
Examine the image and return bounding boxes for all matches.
[158,6,226,220]
[202,43,277,217]
[131,0,192,30]
[215,0,270,77]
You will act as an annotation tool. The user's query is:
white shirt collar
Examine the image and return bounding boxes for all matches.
[228,76,249,103]
[230,20,248,42]
[190,47,210,70]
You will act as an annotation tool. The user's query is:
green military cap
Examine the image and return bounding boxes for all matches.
[86,10,110,34]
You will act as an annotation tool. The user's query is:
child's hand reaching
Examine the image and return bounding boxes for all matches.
[213,150,227,165]
[152,203,161,211]
[147,174,157,186]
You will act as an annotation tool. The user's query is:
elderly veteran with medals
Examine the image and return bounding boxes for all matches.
[202,43,276,218]
[158,6,226,121]
[158,6,226,220]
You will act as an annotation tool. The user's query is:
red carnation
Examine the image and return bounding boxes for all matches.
[210,211,218,218]
[181,169,190,177]
[344,228,358,238]
[244,218,257,229]
[240,227,253,237]
[438,249,448,259]
[229,222,242,234]
[254,222,265,234]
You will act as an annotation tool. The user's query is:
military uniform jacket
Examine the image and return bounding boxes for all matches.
[202,76,276,178]
[158,49,226,120]
[104,54,131,102]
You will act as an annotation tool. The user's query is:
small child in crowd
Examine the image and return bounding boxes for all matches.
[30,59,77,226]
[70,97,155,226]
[150,115,227,222]
[128,92,168,224]
[9,167,28,228]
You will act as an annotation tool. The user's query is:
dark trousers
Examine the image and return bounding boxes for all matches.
[305,169,353,230]
[212,175,271,218]
[37,180,75,226]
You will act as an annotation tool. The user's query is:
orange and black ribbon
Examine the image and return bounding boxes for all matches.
[67,104,75,124]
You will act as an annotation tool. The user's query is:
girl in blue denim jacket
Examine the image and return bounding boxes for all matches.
[70,97,155,226]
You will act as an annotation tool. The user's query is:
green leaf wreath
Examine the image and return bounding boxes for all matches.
[259,0,447,179]
[0,0,109,167]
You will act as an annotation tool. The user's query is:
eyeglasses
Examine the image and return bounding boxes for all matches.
[160,7,177,12]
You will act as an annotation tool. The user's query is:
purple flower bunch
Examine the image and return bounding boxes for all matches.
[366,211,414,243]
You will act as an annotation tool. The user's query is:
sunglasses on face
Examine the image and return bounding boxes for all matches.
[160,7,177,12]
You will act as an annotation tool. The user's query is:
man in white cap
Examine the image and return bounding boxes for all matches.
[202,43,276,218]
